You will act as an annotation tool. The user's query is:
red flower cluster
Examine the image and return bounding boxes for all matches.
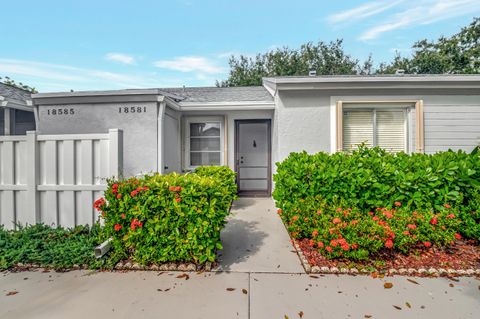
[93,197,106,211]
[430,216,438,225]
[169,186,182,192]
[277,209,283,215]
[130,186,149,197]
[114,223,122,231]
[332,217,341,224]
[112,183,119,194]
[130,218,143,231]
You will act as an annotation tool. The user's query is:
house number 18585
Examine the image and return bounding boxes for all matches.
[118,106,147,113]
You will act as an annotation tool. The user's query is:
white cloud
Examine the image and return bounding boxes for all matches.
[0,58,182,91]
[358,0,480,41]
[154,56,225,74]
[327,0,404,25]
[105,52,136,65]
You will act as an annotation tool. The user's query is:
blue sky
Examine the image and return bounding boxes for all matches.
[1,0,479,92]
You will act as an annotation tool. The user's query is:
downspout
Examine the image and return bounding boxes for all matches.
[157,96,166,174]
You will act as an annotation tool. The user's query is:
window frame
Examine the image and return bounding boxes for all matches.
[184,116,225,170]
[342,107,409,153]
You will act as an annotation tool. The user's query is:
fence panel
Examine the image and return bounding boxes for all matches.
[0,129,123,229]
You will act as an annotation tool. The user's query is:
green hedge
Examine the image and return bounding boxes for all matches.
[97,166,237,265]
[273,146,480,259]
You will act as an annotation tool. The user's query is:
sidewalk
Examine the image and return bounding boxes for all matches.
[1,270,479,319]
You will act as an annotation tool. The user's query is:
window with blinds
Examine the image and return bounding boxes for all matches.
[343,109,407,153]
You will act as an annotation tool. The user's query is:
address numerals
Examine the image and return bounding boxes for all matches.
[47,108,75,116]
[119,106,147,114]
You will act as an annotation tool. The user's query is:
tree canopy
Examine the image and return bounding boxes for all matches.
[0,76,37,93]
[217,17,479,87]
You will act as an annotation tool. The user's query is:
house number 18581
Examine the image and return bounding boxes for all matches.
[118,106,147,113]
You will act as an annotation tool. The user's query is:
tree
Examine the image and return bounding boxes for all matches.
[378,18,480,74]
[0,76,38,93]
[217,40,366,87]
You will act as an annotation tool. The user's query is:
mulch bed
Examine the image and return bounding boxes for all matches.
[296,238,480,273]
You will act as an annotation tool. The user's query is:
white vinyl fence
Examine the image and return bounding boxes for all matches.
[0,129,123,229]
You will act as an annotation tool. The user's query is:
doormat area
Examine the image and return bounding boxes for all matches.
[292,238,480,277]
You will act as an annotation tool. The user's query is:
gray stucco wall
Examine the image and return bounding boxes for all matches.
[37,102,159,176]
[276,88,480,159]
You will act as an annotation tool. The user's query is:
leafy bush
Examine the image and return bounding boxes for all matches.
[0,224,103,270]
[97,166,237,265]
[279,197,462,260]
[274,146,480,242]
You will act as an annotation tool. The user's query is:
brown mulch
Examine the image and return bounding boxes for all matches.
[297,238,480,271]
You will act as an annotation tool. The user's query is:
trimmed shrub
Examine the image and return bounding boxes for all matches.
[273,146,480,242]
[96,166,237,265]
[279,197,462,260]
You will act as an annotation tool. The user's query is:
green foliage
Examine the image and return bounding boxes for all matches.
[0,224,103,270]
[273,146,480,256]
[217,40,365,87]
[279,197,462,260]
[217,18,479,86]
[378,18,480,74]
[98,166,237,265]
[0,76,38,93]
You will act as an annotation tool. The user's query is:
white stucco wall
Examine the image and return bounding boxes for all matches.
[276,89,480,158]
[37,102,159,176]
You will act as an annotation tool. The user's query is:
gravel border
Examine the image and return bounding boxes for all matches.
[291,240,480,276]
[9,261,213,272]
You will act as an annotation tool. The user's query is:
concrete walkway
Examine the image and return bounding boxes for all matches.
[1,270,479,318]
[1,198,479,318]
[215,198,304,273]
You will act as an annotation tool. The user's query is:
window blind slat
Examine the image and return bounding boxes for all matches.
[343,111,373,151]
[376,110,406,152]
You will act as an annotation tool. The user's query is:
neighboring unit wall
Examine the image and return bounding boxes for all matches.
[423,96,480,153]
[37,102,158,176]
[276,89,480,158]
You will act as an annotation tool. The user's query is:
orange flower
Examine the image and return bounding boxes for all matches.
[116,194,122,199]
[407,224,417,230]
[121,213,126,219]
[175,197,181,203]
[455,233,462,240]
[316,210,322,215]
[402,231,410,235]
[325,246,333,252]
[423,241,432,248]
[292,215,299,221]
[384,239,394,249]
[446,213,455,219]
[443,203,451,209]
[332,217,341,224]
[312,230,319,237]
[277,209,283,215]
[317,242,324,248]
[394,201,402,207]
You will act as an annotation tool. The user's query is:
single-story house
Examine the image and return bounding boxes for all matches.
[0,83,36,135]
[31,75,480,197]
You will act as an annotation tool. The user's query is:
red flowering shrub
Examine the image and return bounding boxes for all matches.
[96,166,237,264]
[278,196,463,260]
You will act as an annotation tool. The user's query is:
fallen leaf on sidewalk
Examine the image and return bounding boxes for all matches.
[407,279,419,285]
[242,289,248,294]
[405,302,411,308]
[384,282,393,289]
[298,310,304,318]
[393,305,402,310]
[6,291,18,296]
[449,283,454,287]
[364,315,372,318]
[284,315,289,319]
[176,273,189,280]
[226,288,236,291]
[309,275,319,279]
